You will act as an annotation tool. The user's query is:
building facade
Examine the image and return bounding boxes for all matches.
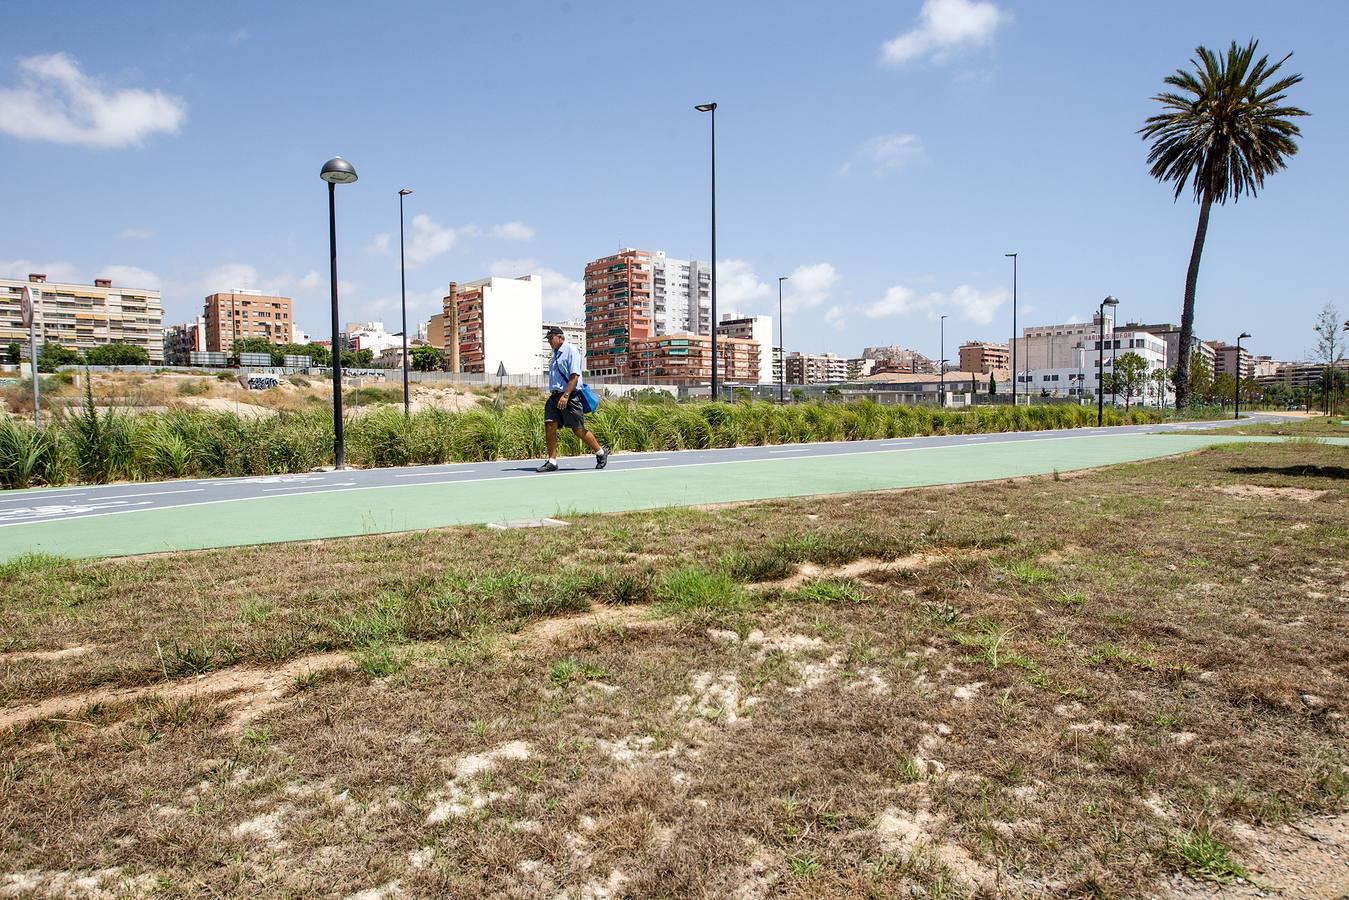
[443,275,543,375]
[715,314,774,384]
[1126,322,1214,375]
[203,290,293,351]
[584,249,653,376]
[861,345,937,374]
[1,273,165,363]
[539,321,587,373]
[1015,329,1171,405]
[163,316,206,365]
[342,321,402,357]
[650,253,712,336]
[629,333,760,382]
[958,341,1009,375]
[1208,341,1255,380]
[786,352,848,384]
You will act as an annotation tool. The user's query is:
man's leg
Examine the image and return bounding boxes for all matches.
[545,422,559,458]
[572,427,600,453]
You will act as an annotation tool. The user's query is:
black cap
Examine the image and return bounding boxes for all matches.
[546,326,565,338]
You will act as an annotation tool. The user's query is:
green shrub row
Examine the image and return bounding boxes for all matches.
[0,398,1174,489]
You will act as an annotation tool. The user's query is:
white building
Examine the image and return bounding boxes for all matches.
[651,252,712,336]
[1016,329,1171,406]
[448,274,544,375]
[343,321,402,356]
[715,313,774,383]
[1011,311,1115,373]
[1,272,165,363]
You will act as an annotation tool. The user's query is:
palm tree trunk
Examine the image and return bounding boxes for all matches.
[1175,194,1213,410]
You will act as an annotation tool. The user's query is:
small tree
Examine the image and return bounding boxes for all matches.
[1212,373,1237,408]
[4,342,19,364]
[1113,352,1149,409]
[988,373,996,395]
[1150,367,1170,407]
[37,342,83,372]
[1312,303,1344,415]
[410,345,444,371]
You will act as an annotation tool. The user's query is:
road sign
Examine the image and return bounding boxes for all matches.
[19,285,34,328]
[496,361,507,377]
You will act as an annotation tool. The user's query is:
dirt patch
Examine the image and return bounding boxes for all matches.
[1157,812,1349,899]
[1213,484,1330,502]
[0,650,353,732]
[176,396,277,419]
[514,604,656,647]
[408,387,484,415]
[762,551,960,590]
[0,645,93,662]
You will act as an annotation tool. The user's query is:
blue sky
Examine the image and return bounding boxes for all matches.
[2,0,1344,361]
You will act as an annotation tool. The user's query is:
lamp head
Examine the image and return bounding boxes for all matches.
[320,157,358,185]
[1102,296,1119,308]
[399,188,413,196]
[1238,331,1251,340]
[694,102,717,112]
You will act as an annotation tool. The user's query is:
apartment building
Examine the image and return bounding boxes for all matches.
[442,275,543,375]
[1016,329,1171,404]
[1,273,165,363]
[163,316,206,365]
[786,352,848,384]
[342,321,402,357]
[203,290,293,351]
[1010,311,1115,374]
[650,252,712,335]
[584,249,654,376]
[1256,359,1349,390]
[847,358,876,380]
[629,333,761,382]
[958,341,1009,375]
[715,314,774,384]
[1208,341,1255,380]
[1129,322,1215,374]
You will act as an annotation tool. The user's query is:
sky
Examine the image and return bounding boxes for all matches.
[2,0,1345,362]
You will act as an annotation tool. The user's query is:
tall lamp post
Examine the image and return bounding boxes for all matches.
[939,314,947,406]
[777,275,788,403]
[398,188,413,417]
[695,102,718,400]
[1097,296,1119,426]
[1234,331,1250,420]
[321,156,358,469]
[1005,252,1017,406]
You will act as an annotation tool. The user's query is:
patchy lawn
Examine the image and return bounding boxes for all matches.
[1,440,1346,898]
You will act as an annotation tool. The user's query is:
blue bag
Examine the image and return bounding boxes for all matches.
[577,384,599,413]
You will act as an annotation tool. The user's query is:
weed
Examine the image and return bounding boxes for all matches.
[157,640,232,678]
[1054,590,1087,608]
[242,727,271,747]
[792,578,865,604]
[548,659,609,686]
[1171,826,1249,884]
[1085,643,1157,672]
[355,645,410,678]
[1004,561,1058,585]
[0,553,70,580]
[789,855,821,877]
[656,566,751,615]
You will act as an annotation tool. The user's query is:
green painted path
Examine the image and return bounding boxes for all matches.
[1,433,1342,561]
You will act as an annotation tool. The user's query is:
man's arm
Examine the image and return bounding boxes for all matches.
[560,372,580,402]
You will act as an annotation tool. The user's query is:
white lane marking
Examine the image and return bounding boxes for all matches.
[0,487,203,506]
[262,482,356,492]
[769,448,812,453]
[0,500,154,524]
[0,490,91,505]
[0,429,1264,528]
[395,470,476,478]
[237,474,327,485]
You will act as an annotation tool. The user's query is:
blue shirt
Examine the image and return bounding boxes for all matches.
[548,341,584,393]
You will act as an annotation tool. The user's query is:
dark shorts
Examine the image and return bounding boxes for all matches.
[544,392,585,429]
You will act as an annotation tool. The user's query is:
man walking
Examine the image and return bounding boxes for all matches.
[538,326,608,472]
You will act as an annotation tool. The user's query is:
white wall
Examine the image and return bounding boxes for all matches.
[483,274,544,375]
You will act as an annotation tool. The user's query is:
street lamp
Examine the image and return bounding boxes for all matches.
[1234,331,1251,420]
[398,188,413,418]
[1097,296,1119,426]
[695,102,718,400]
[939,314,947,406]
[1005,253,1017,406]
[777,275,788,403]
[320,156,358,469]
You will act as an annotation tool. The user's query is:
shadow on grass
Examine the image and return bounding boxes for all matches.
[1227,465,1349,480]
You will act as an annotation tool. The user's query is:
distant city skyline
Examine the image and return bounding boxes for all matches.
[2,1,1345,362]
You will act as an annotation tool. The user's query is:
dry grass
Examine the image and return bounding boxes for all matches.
[0,440,1345,897]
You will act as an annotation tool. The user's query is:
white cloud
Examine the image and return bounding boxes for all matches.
[99,265,160,290]
[881,0,1008,65]
[0,53,186,147]
[489,258,583,320]
[823,305,847,330]
[366,233,391,254]
[364,287,445,323]
[119,227,153,240]
[0,259,83,284]
[228,30,249,46]
[839,133,923,176]
[784,263,841,314]
[490,221,535,241]
[865,283,1008,325]
[297,270,322,291]
[1064,313,1085,325]
[406,214,474,267]
[717,259,772,308]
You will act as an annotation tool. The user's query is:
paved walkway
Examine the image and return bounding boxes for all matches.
[1,422,1339,561]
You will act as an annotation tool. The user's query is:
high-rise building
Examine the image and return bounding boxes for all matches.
[1208,341,1255,380]
[203,290,293,351]
[629,333,761,382]
[164,316,206,365]
[442,275,543,375]
[1,273,165,363]
[715,314,774,384]
[1012,312,1113,374]
[585,249,654,376]
[651,252,712,336]
[1127,322,1214,374]
[958,341,1009,375]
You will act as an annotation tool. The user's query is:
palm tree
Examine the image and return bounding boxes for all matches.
[1139,41,1308,409]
